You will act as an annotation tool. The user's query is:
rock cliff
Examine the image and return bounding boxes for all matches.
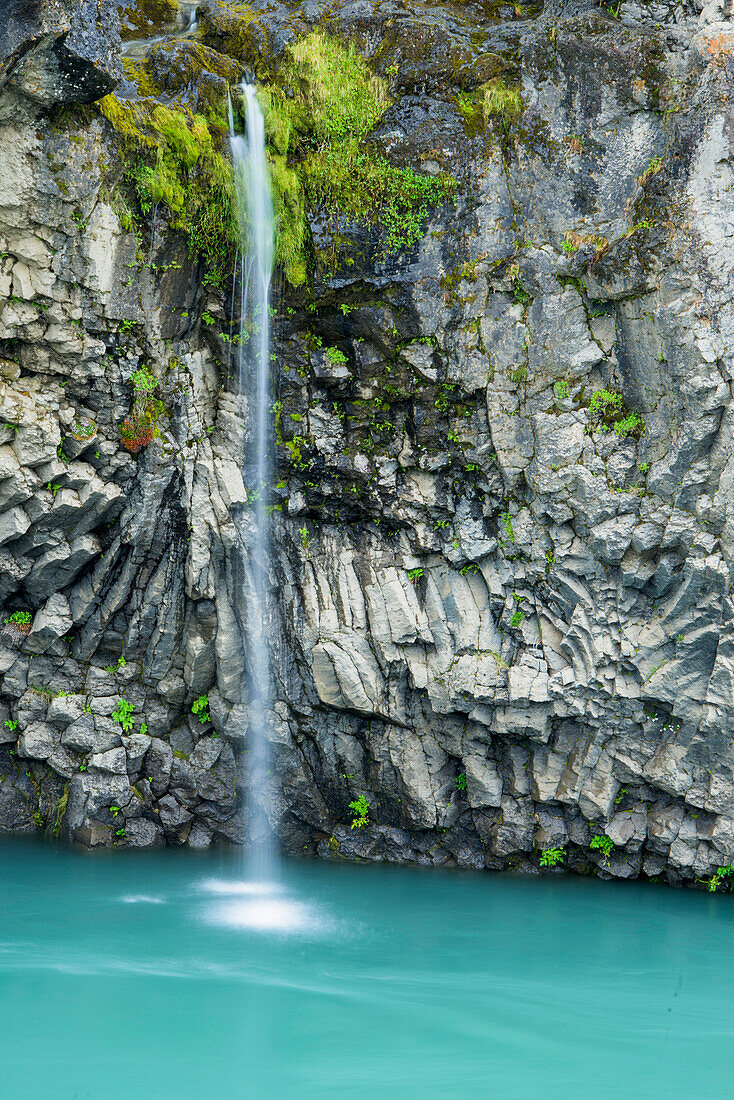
[1,0,734,887]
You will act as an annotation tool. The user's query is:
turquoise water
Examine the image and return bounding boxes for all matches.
[1,840,732,1099]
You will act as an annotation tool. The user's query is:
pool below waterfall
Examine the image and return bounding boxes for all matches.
[1,839,732,1099]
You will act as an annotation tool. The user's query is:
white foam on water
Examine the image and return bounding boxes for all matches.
[208,896,312,933]
[199,878,323,934]
[120,894,165,905]
[200,878,280,897]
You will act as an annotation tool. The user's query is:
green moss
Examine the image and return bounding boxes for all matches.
[98,95,237,286]
[282,31,391,142]
[255,31,456,284]
[197,2,266,69]
[268,152,308,286]
[109,29,455,289]
[122,57,159,98]
[119,0,180,40]
[302,138,456,256]
[127,41,243,122]
[455,87,487,138]
[456,75,523,139]
[52,782,70,838]
[483,76,523,122]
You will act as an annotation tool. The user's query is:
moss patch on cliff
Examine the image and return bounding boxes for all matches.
[124,41,243,122]
[106,30,455,288]
[254,31,456,285]
[197,0,267,71]
[98,95,237,285]
[119,0,180,40]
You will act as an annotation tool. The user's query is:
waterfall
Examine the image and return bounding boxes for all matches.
[229,85,276,882]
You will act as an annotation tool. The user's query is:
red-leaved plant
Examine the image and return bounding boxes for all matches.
[119,417,154,454]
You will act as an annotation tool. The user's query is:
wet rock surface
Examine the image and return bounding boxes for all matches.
[1,0,122,105]
[0,0,733,888]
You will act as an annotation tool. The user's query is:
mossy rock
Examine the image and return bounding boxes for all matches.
[117,0,180,41]
[128,40,244,118]
[196,0,270,75]
[257,30,457,286]
[452,51,510,90]
[98,94,237,285]
[369,20,479,94]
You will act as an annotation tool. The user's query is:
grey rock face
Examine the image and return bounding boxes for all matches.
[0,0,122,105]
[0,0,733,889]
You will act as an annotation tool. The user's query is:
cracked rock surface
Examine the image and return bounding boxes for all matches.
[1,0,734,888]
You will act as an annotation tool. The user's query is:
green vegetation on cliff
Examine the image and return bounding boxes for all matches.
[257,30,456,284]
[98,95,237,285]
[101,30,455,287]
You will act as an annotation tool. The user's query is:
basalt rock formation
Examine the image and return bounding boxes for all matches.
[1,0,734,888]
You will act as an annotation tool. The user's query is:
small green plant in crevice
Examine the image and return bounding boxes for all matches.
[130,366,157,394]
[455,772,467,791]
[104,655,127,675]
[52,782,70,838]
[624,217,656,238]
[588,389,645,438]
[111,698,135,731]
[590,833,615,864]
[554,379,570,399]
[639,154,664,186]
[191,695,211,724]
[4,719,18,732]
[589,389,622,418]
[407,567,424,583]
[540,847,566,868]
[298,526,309,553]
[613,413,646,438]
[325,346,348,366]
[708,864,734,893]
[5,611,32,626]
[500,511,514,543]
[120,417,155,453]
[510,610,525,628]
[512,278,532,307]
[121,364,167,455]
[349,794,370,829]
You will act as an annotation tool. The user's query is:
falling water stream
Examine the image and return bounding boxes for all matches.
[223,84,294,929]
